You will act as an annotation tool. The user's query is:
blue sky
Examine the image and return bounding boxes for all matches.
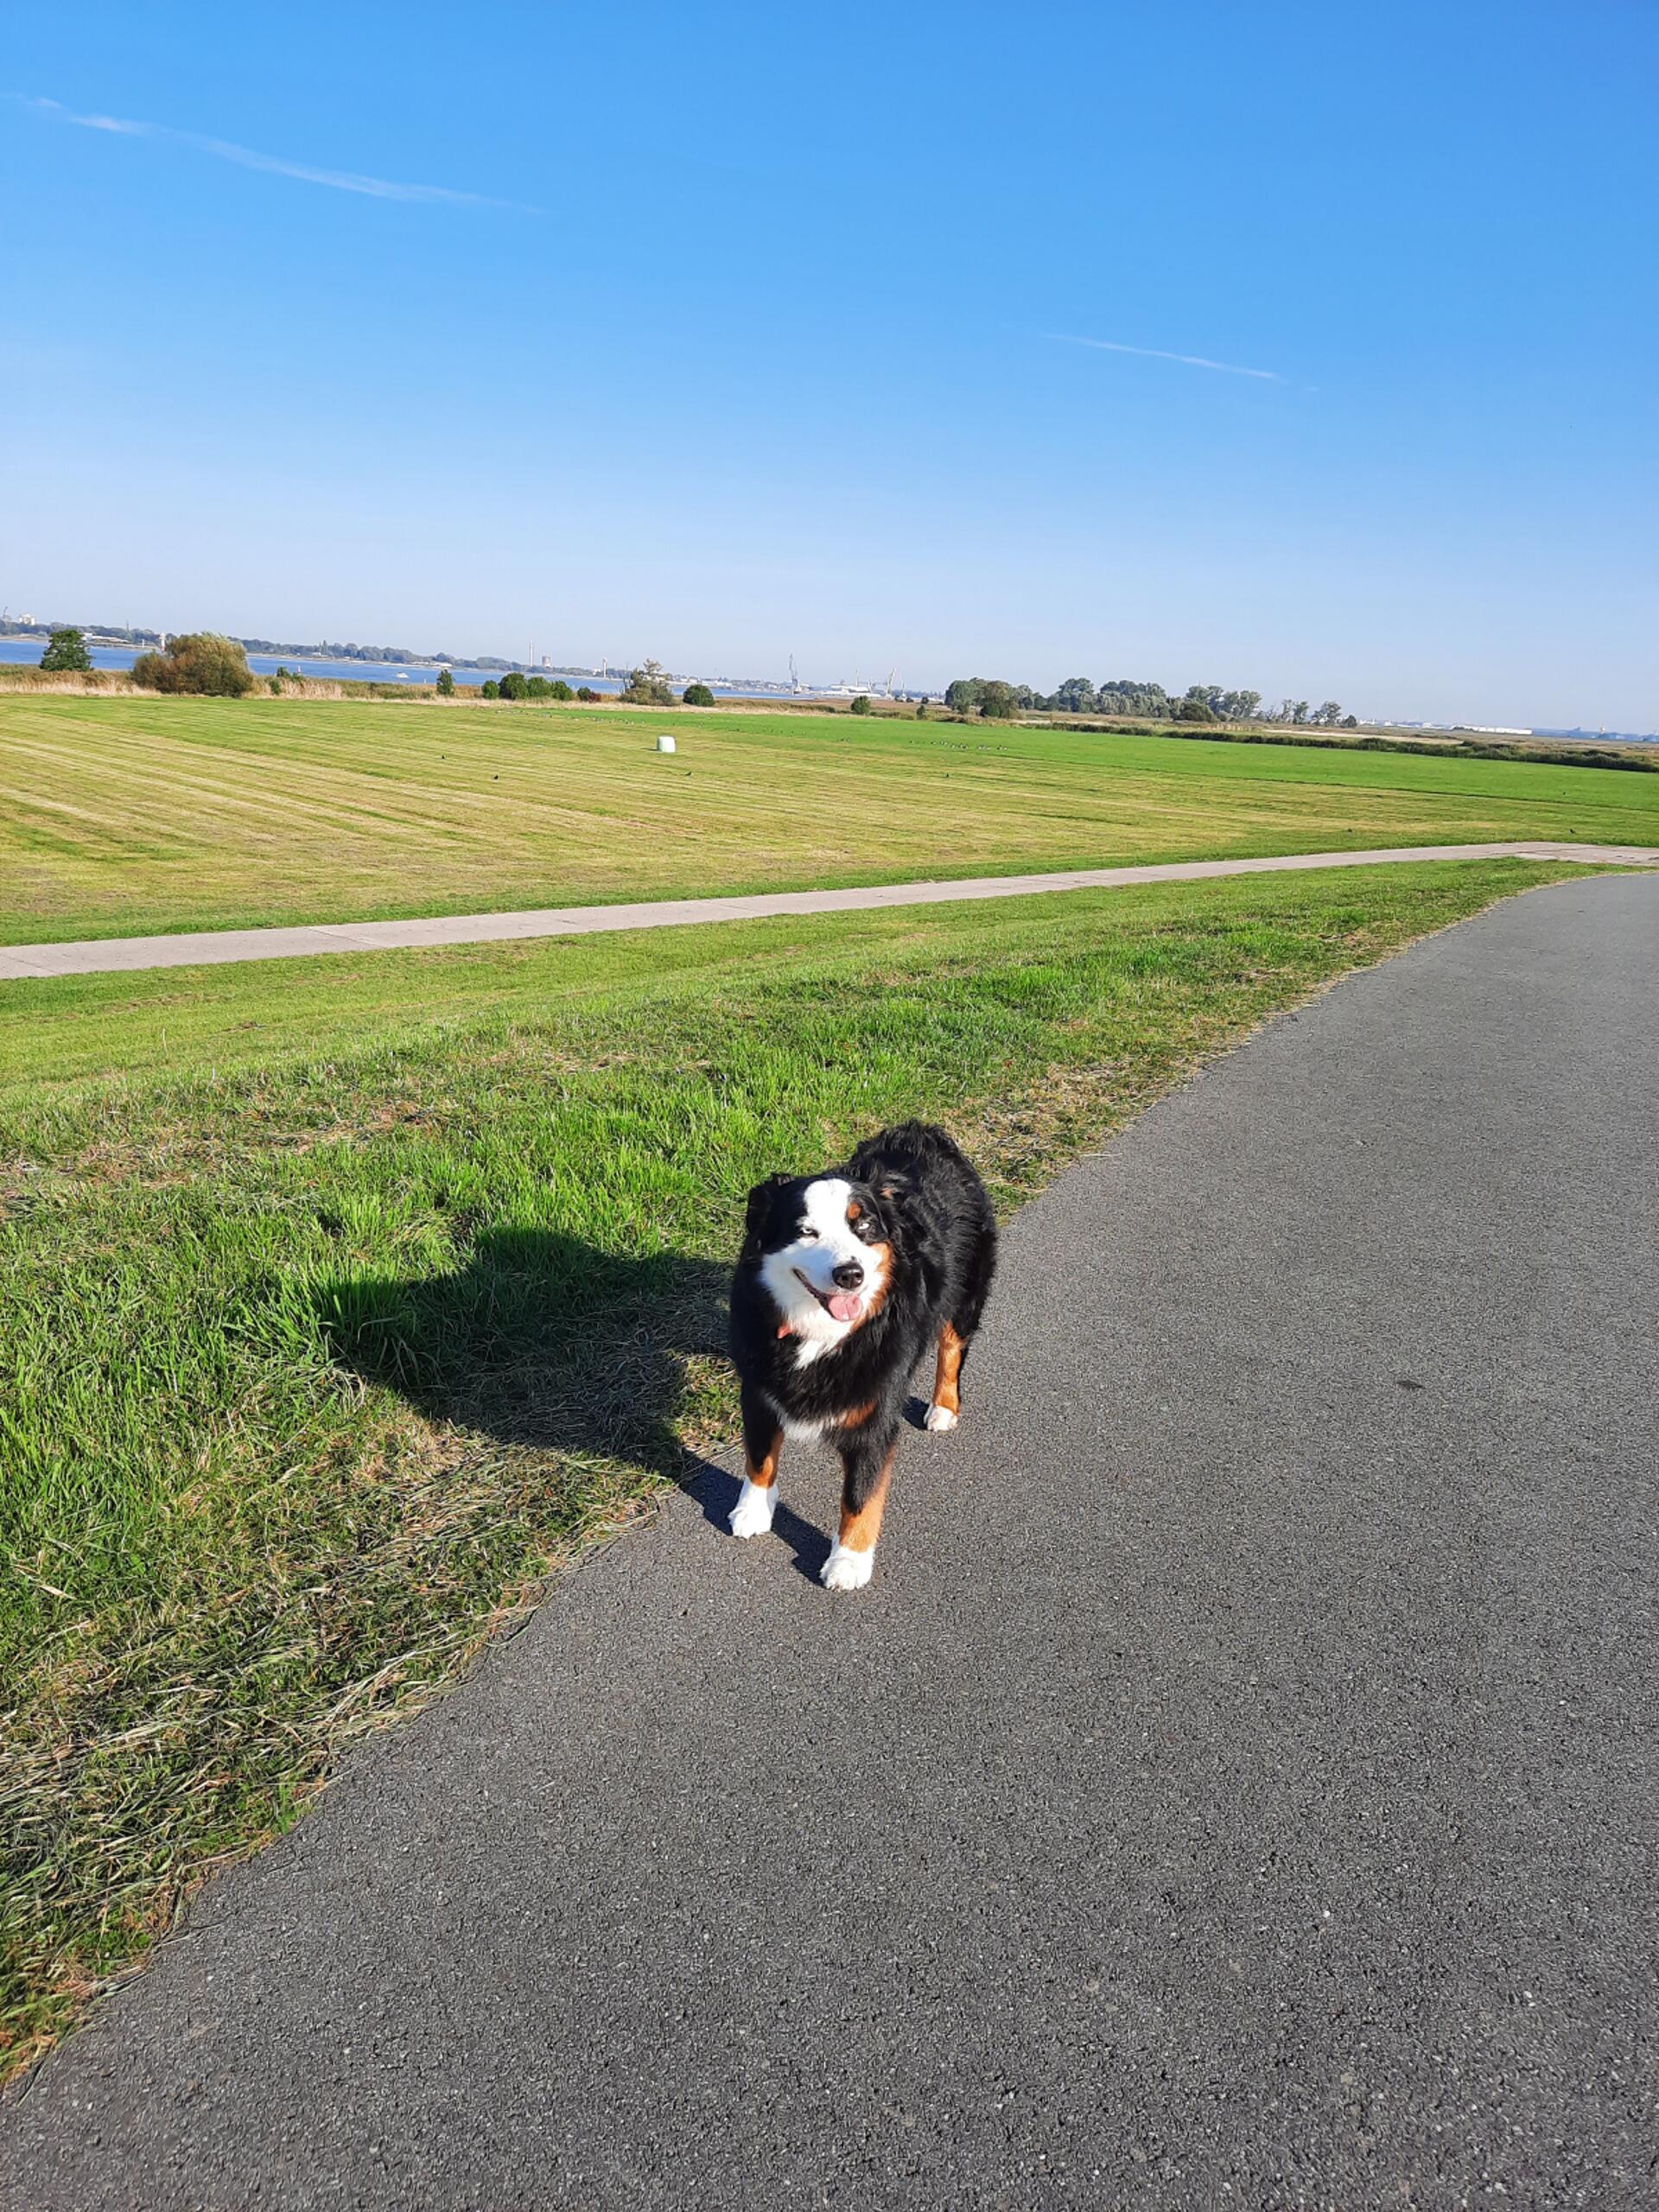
[3,0,1655,725]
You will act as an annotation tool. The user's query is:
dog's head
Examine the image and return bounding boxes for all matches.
[741,1171,901,1343]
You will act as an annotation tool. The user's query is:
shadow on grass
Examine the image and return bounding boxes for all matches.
[315,1226,835,1582]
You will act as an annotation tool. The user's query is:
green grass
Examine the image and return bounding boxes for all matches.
[3,693,1655,944]
[0,857,1586,2073]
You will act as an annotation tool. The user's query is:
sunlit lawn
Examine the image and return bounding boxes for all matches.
[4,692,1654,943]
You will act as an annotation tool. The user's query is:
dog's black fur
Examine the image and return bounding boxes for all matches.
[728,1122,996,1569]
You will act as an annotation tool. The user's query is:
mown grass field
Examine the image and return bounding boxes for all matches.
[0,858,1588,2074]
[4,692,1656,944]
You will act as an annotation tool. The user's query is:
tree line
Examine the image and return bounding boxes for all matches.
[943,676,1355,728]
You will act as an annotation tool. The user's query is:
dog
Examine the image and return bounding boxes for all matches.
[727,1121,997,1591]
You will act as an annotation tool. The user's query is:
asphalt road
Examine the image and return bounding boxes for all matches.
[3,840,1654,976]
[6,872,1656,2209]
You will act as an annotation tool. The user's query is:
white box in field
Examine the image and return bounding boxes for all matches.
[656,734,677,753]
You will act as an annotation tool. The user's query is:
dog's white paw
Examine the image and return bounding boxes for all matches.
[728,1480,777,1541]
[924,1405,958,1433]
[820,1541,874,1592]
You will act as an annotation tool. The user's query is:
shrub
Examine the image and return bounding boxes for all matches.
[499,671,529,701]
[549,679,574,702]
[915,701,927,719]
[267,677,282,695]
[130,632,253,696]
[481,679,500,700]
[576,686,601,702]
[435,665,455,696]
[619,659,676,706]
[40,626,92,673]
[682,682,715,707]
[849,694,873,715]
[525,676,551,699]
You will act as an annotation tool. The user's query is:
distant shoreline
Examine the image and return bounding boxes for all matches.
[0,628,1650,743]
[0,637,798,700]
[0,623,793,693]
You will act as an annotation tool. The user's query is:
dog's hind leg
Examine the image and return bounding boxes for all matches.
[925,1321,967,1432]
[822,1433,898,1592]
[927,1220,996,1432]
[729,1386,783,1541]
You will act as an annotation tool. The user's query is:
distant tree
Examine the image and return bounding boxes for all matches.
[1314,701,1343,726]
[683,682,715,707]
[481,678,500,700]
[549,678,575,701]
[1096,677,1172,716]
[915,701,927,719]
[575,685,601,702]
[130,632,253,696]
[40,626,92,672]
[619,659,676,706]
[435,664,455,696]
[499,671,529,700]
[1050,675,1097,715]
[274,664,293,680]
[849,693,873,715]
[1341,713,1358,728]
[940,671,1277,724]
[976,680,1019,720]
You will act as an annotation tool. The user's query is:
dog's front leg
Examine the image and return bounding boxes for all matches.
[729,1386,783,1540]
[822,1429,899,1592]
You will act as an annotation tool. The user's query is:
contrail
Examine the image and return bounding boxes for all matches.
[22,97,540,212]
[1047,331,1281,383]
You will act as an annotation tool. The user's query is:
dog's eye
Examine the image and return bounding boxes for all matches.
[798,1227,819,1243]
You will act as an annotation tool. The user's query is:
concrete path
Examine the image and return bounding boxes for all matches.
[5,874,1656,2209]
[3,840,1654,978]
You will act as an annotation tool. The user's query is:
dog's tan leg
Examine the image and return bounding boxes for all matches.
[822,1442,896,1592]
[729,1402,783,1541]
[925,1320,966,1433]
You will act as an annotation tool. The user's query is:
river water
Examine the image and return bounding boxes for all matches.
[0,638,791,697]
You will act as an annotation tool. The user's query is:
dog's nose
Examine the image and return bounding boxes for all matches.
[831,1260,864,1290]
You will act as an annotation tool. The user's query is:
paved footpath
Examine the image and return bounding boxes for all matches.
[5,874,1656,2209]
[3,839,1654,977]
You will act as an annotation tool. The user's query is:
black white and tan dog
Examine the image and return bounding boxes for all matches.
[728,1122,997,1591]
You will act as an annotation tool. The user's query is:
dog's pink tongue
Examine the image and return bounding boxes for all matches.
[827,1290,861,1323]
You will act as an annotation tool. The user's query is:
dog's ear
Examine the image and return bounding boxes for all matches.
[874,1167,911,1205]
[741,1173,793,1253]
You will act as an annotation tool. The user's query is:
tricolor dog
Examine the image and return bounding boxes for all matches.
[728,1122,997,1591]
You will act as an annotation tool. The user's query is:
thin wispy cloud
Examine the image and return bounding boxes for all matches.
[22,97,539,212]
[1048,332,1282,383]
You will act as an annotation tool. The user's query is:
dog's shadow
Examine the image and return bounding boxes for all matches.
[316,1225,880,1585]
